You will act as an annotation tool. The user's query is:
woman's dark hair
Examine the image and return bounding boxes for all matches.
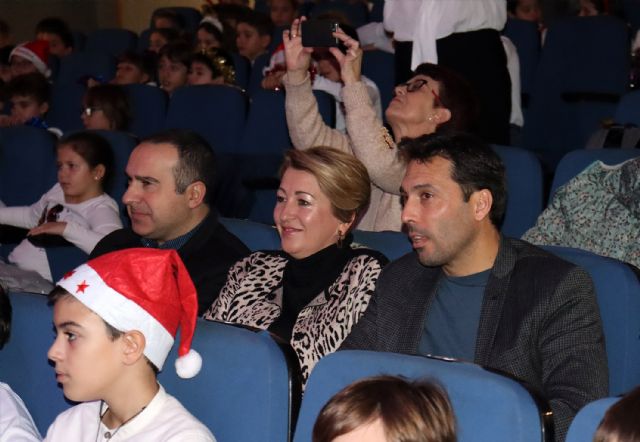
[84,84,131,131]
[158,41,192,67]
[191,48,236,84]
[413,63,479,135]
[58,131,115,192]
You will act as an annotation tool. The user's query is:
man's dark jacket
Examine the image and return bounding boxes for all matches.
[343,237,608,442]
[90,212,250,315]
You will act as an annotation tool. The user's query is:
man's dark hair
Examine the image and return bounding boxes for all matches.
[35,17,74,49]
[237,11,275,37]
[8,72,50,104]
[412,63,479,135]
[0,286,11,350]
[400,133,507,227]
[142,129,216,205]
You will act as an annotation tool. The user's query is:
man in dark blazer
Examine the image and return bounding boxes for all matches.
[90,129,249,315]
[343,133,608,442]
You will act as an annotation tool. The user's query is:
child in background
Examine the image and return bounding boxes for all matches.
[0,286,41,441]
[0,131,122,282]
[188,49,236,86]
[81,84,131,131]
[269,0,298,28]
[9,40,50,79]
[34,17,73,58]
[111,51,157,86]
[148,28,182,54]
[158,42,191,95]
[313,376,457,442]
[196,21,225,52]
[236,11,273,63]
[0,72,50,128]
[45,248,215,441]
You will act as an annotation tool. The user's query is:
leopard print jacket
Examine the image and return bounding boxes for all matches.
[202,249,386,384]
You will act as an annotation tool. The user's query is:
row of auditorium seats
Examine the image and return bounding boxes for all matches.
[2,250,638,442]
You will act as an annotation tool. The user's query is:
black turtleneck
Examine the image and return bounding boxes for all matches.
[267,238,353,342]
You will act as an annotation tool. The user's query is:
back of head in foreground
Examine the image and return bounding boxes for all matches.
[593,386,640,442]
[312,375,457,442]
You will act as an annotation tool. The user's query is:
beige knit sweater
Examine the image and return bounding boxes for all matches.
[283,73,405,232]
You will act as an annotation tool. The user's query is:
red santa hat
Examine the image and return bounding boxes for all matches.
[57,248,202,379]
[10,40,51,78]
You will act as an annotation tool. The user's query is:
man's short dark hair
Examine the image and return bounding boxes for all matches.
[35,17,74,49]
[8,72,50,104]
[142,129,216,205]
[237,11,274,37]
[400,133,507,227]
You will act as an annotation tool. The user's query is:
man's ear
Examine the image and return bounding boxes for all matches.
[186,181,207,208]
[121,330,146,366]
[471,189,493,221]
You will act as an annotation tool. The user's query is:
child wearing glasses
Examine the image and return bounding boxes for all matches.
[81,84,131,131]
[0,131,122,284]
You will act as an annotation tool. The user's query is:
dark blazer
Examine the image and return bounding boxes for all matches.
[343,237,608,442]
[90,211,250,315]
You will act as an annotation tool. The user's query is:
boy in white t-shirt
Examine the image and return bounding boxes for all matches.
[44,248,215,442]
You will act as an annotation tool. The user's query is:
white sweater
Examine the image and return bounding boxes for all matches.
[0,183,122,281]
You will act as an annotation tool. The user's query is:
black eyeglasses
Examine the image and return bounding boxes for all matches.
[397,79,442,106]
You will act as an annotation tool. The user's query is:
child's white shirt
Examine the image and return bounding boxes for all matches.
[0,382,42,442]
[0,183,122,281]
[44,384,215,442]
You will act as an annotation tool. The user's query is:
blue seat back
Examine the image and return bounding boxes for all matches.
[219,217,281,251]
[165,85,247,152]
[361,50,395,118]
[549,149,640,200]
[503,18,541,99]
[352,229,411,261]
[543,246,640,395]
[565,397,620,442]
[85,28,138,58]
[239,89,291,154]
[46,82,85,133]
[159,321,295,442]
[313,90,336,127]
[123,83,168,139]
[247,52,272,97]
[0,126,57,206]
[56,51,117,84]
[92,130,137,209]
[0,293,73,436]
[232,53,251,92]
[294,350,548,442]
[493,145,544,237]
[614,90,640,125]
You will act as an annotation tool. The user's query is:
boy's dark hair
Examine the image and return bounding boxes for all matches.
[313,375,457,442]
[48,287,159,375]
[237,11,274,37]
[158,41,192,67]
[412,63,479,135]
[118,50,158,82]
[0,286,11,350]
[399,133,507,228]
[84,83,132,131]
[59,131,115,192]
[142,129,217,205]
[35,17,74,49]
[7,72,50,104]
[152,8,186,30]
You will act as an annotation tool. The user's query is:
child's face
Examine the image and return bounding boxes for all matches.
[188,61,215,85]
[515,0,542,22]
[10,95,48,124]
[10,55,38,77]
[149,32,168,54]
[197,28,221,51]
[236,23,270,61]
[48,296,123,402]
[36,32,72,57]
[56,145,104,204]
[158,55,188,94]
[81,104,112,131]
[114,61,147,85]
[270,0,296,28]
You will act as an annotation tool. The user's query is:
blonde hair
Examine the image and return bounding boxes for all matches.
[280,147,370,224]
[312,375,457,442]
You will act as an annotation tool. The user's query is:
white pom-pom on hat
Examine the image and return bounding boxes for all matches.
[175,349,203,379]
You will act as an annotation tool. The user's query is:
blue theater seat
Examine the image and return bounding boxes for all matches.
[565,397,620,442]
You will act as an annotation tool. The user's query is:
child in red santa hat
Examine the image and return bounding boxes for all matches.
[9,40,50,80]
[44,248,216,441]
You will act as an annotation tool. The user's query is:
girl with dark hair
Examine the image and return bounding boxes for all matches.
[0,131,121,282]
[81,84,131,131]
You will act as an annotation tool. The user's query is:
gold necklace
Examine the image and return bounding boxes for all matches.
[96,401,147,441]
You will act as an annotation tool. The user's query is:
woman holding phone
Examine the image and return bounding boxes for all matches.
[281,17,479,232]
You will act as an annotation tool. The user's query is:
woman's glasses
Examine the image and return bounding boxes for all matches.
[82,107,103,117]
[397,79,442,106]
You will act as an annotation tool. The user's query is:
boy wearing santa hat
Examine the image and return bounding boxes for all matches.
[44,248,215,441]
[9,40,51,79]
